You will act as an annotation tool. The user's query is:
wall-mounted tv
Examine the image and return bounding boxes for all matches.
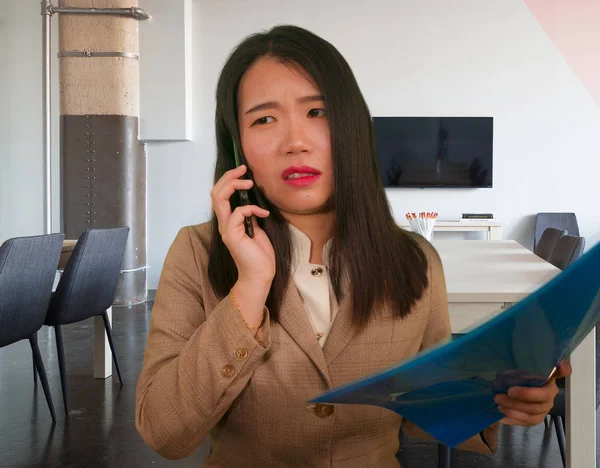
[374,117,493,188]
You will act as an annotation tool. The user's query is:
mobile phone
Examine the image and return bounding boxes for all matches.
[232,141,254,238]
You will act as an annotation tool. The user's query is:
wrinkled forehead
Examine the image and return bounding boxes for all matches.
[237,57,321,111]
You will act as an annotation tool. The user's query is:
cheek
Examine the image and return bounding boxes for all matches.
[314,122,332,164]
[243,140,279,186]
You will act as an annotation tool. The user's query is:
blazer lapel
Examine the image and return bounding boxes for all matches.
[278,281,332,386]
[323,286,357,367]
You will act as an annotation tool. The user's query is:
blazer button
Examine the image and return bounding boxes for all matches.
[221,364,235,378]
[315,403,334,418]
[234,348,248,360]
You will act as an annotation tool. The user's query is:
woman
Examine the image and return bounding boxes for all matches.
[136,25,569,467]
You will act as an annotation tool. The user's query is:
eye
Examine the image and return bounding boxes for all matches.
[253,116,275,126]
[308,108,326,118]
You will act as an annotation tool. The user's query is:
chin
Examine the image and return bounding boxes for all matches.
[278,199,332,216]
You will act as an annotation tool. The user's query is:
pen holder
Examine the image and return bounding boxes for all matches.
[406,212,438,242]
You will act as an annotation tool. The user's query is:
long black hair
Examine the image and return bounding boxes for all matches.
[208,25,429,326]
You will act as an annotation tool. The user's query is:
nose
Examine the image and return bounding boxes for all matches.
[281,119,312,156]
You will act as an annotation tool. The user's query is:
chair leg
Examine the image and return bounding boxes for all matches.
[32,331,38,383]
[54,326,70,413]
[29,334,56,422]
[438,444,451,468]
[102,311,123,385]
[553,415,566,468]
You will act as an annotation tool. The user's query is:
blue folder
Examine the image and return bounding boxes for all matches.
[311,241,600,448]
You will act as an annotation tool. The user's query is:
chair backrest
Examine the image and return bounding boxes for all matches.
[0,234,64,347]
[45,228,129,326]
[534,227,567,262]
[534,212,579,250]
[548,235,585,271]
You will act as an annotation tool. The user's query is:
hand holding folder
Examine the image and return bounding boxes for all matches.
[493,360,570,427]
[311,241,600,448]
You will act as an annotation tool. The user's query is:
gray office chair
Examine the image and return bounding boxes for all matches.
[534,228,567,262]
[0,233,64,421]
[44,228,129,412]
[534,213,579,251]
[548,235,585,271]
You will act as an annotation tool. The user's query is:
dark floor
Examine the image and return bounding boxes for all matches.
[0,303,590,467]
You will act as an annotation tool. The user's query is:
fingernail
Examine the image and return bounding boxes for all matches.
[508,389,516,398]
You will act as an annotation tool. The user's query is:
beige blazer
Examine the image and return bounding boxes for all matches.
[135,223,498,467]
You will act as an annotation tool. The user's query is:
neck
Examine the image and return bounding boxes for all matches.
[284,211,334,264]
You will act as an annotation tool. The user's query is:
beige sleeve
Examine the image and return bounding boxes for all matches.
[135,227,271,460]
[401,238,499,454]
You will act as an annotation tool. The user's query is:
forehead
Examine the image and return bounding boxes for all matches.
[237,57,320,104]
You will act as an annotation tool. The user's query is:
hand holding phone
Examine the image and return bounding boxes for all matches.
[210,164,275,287]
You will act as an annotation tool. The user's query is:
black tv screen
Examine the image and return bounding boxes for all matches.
[374,117,493,188]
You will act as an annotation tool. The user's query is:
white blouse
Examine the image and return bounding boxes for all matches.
[289,224,339,347]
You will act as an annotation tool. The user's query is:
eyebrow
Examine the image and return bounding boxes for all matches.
[244,94,325,115]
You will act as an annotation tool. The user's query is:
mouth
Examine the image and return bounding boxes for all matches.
[281,165,322,187]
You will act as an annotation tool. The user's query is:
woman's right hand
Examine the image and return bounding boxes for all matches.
[211,165,276,288]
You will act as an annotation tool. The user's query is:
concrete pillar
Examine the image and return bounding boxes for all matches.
[58,0,146,305]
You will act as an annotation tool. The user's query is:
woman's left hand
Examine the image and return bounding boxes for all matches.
[494,361,572,426]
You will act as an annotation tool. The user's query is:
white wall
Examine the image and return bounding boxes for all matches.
[0,1,60,237]
[2,0,599,290]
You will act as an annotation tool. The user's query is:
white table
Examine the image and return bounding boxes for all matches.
[398,219,504,240]
[435,240,595,468]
